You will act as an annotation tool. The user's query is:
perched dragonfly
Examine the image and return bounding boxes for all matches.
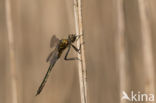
[36,34,83,96]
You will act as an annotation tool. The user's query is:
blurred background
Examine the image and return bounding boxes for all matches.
[1,0,156,103]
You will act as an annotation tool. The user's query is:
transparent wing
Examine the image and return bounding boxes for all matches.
[46,48,59,62]
[49,49,59,64]
[46,50,55,62]
[36,50,59,96]
[50,35,60,48]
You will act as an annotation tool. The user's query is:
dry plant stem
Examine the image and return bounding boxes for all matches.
[5,0,18,103]
[138,0,155,93]
[115,1,127,103]
[115,0,130,103]
[73,0,87,103]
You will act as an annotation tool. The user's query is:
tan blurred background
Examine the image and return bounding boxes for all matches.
[1,0,156,103]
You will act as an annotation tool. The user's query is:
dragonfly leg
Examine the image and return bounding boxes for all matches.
[71,42,85,54]
[76,34,84,41]
[64,46,81,61]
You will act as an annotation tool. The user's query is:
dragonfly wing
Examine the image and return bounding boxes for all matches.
[46,50,55,62]
[46,48,59,62]
[49,49,59,64]
[36,50,59,96]
[50,35,60,48]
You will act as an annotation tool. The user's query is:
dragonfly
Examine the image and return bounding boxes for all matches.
[36,34,84,96]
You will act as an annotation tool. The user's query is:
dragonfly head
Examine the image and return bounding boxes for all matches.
[68,34,77,43]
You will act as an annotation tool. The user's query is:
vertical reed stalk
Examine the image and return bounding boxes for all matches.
[115,0,130,103]
[138,0,155,94]
[5,0,18,103]
[73,0,87,103]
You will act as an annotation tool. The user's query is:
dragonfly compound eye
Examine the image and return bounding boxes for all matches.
[68,34,76,42]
